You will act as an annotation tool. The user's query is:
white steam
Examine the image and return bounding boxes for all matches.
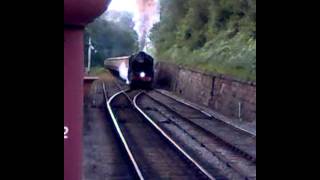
[119,62,129,84]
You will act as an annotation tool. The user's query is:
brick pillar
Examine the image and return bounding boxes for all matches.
[64,1,109,180]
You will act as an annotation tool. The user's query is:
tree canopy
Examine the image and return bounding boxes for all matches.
[84,11,139,67]
[150,0,256,80]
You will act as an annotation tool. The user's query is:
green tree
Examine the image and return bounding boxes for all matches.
[84,11,139,67]
[150,0,256,80]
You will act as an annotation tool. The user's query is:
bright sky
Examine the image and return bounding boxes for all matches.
[108,0,138,15]
[107,0,159,51]
[107,0,140,32]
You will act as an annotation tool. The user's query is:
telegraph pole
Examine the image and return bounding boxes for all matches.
[87,37,92,73]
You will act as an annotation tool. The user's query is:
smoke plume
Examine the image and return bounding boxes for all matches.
[136,0,159,50]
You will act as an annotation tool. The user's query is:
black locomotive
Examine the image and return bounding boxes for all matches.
[128,51,154,89]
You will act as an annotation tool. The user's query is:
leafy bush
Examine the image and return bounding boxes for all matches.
[150,0,256,81]
[84,11,139,67]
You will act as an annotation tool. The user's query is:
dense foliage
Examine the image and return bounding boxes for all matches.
[150,0,256,80]
[84,11,139,67]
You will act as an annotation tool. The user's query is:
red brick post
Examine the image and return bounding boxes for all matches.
[64,1,109,180]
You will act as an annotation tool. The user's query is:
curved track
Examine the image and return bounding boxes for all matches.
[134,91,256,180]
[106,89,220,180]
[146,90,256,162]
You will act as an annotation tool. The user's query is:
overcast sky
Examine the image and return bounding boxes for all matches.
[106,0,159,51]
[107,0,140,30]
[108,0,138,14]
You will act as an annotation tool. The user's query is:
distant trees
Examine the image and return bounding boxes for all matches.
[84,11,139,67]
[150,0,256,80]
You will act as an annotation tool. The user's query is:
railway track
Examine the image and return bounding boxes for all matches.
[100,70,255,179]
[149,90,255,161]
[105,88,220,180]
[134,91,256,180]
[83,79,137,180]
[154,90,256,137]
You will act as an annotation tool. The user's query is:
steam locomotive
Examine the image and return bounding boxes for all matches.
[104,51,154,89]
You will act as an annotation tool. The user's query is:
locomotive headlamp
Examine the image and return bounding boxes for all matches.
[140,72,146,78]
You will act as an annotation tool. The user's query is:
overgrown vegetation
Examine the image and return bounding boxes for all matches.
[87,67,107,76]
[84,11,139,67]
[150,0,256,80]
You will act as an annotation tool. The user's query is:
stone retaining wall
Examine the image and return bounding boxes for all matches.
[154,62,256,122]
